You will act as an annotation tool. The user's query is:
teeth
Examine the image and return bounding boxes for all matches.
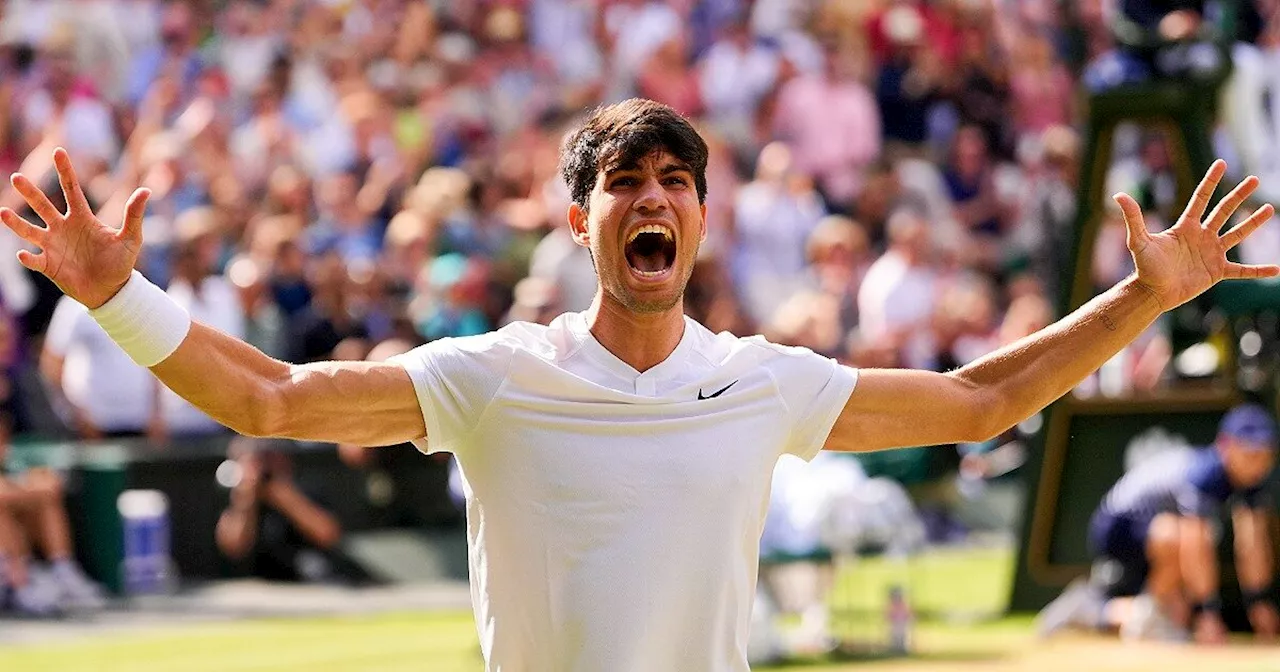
[627,224,674,244]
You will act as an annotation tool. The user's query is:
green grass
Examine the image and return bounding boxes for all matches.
[0,547,1021,672]
[0,611,484,672]
[829,545,1013,617]
[0,612,1038,672]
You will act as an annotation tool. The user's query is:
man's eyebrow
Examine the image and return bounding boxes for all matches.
[603,161,693,178]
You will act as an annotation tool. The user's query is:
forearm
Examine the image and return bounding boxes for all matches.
[215,495,259,560]
[265,484,341,550]
[150,322,292,438]
[1182,516,1220,601]
[1235,509,1274,591]
[92,271,422,445]
[954,275,1162,437]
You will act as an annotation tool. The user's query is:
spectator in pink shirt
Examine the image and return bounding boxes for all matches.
[772,43,881,213]
[1009,30,1075,138]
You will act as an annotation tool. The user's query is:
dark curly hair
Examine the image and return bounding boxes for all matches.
[559,99,709,211]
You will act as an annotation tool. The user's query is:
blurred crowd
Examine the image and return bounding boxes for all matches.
[0,0,1105,442]
[0,0,1279,611]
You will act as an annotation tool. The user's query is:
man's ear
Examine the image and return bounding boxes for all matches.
[568,203,591,248]
[699,203,708,242]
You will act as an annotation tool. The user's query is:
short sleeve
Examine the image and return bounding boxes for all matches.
[1175,485,1216,518]
[764,347,859,461]
[387,332,515,456]
[1177,451,1229,518]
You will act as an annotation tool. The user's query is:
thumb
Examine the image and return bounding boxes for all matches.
[1114,192,1151,252]
[16,249,45,273]
[119,188,151,247]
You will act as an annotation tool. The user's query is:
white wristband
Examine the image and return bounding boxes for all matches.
[88,270,192,367]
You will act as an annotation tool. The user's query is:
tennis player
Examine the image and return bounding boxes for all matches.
[2,99,1275,671]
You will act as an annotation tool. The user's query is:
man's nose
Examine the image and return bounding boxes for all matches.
[633,177,666,214]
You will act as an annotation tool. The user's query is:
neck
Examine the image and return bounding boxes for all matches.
[584,292,685,373]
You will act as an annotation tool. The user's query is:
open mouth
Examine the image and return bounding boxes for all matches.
[624,224,677,277]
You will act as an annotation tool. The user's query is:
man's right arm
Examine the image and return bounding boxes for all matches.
[0,149,427,448]
[150,322,425,447]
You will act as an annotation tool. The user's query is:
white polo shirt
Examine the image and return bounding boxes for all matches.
[391,312,857,672]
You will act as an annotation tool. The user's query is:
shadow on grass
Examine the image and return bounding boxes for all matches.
[756,646,1011,669]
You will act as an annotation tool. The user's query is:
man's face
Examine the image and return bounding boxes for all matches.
[1220,436,1276,488]
[569,149,706,314]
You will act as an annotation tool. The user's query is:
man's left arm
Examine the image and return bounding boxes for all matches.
[826,162,1276,453]
[1233,503,1278,639]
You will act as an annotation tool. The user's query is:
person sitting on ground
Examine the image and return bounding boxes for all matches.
[0,413,106,615]
[1038,403,1279,643]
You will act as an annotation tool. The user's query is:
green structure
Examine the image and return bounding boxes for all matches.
[1008,75,1280,620]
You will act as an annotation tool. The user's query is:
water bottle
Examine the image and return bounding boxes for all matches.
[886,585,913,655]
[117,490,173,596]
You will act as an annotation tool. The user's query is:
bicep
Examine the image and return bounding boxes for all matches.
[273,359,426,447]
[823,368,990,453]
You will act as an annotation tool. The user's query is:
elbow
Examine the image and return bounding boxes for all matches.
[959,383,1014,444]
[239,370,291,439]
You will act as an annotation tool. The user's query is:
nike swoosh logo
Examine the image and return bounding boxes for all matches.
[698,380,737,400]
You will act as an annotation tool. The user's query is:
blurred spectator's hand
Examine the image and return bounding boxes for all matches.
[337,442,374,469]
[1158,10,1202,41]
[22,467,62,495]
[1249,602,1279,640]
[234,452,263,503]
[146,415,169,447]
[73,407,104,440]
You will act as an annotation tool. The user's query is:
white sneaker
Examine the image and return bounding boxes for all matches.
[11,566,64,617]
[1037,578,1105,638]
[1120,594,1188,642]
[51,562,107,611]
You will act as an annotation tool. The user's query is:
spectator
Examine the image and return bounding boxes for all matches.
[0,413,105,615]
[40,285,157,439]
[698,16,780,156]
[873,3,945,156]
[125,0,204,108]
[802,214,872,336]
[772,40,880,212]
[941,124,1006,269]
[639,35,703,118]
[1010,30,1077,139]
[731,142,825,327]
[215,437,345,583]
[856,207,939,369]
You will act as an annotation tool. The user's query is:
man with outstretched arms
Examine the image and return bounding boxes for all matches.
[2,99,1276,671]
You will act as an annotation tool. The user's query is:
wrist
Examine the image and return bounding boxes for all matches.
[90,276,131,311]
[1244,584,1276,609]
[1124,274,1165,313]
[231,487,258,509]
[1192,595,1223,619]
[88,270,191,367]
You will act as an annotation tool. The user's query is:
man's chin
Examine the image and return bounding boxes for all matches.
[609,281,683,314]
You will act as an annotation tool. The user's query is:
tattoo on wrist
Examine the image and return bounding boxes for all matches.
[1133,278,1164,311]
[1101,312,1119,332]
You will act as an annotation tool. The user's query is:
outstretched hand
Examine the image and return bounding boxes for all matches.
[1116,160,1279,311]
[0,148,151,309]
